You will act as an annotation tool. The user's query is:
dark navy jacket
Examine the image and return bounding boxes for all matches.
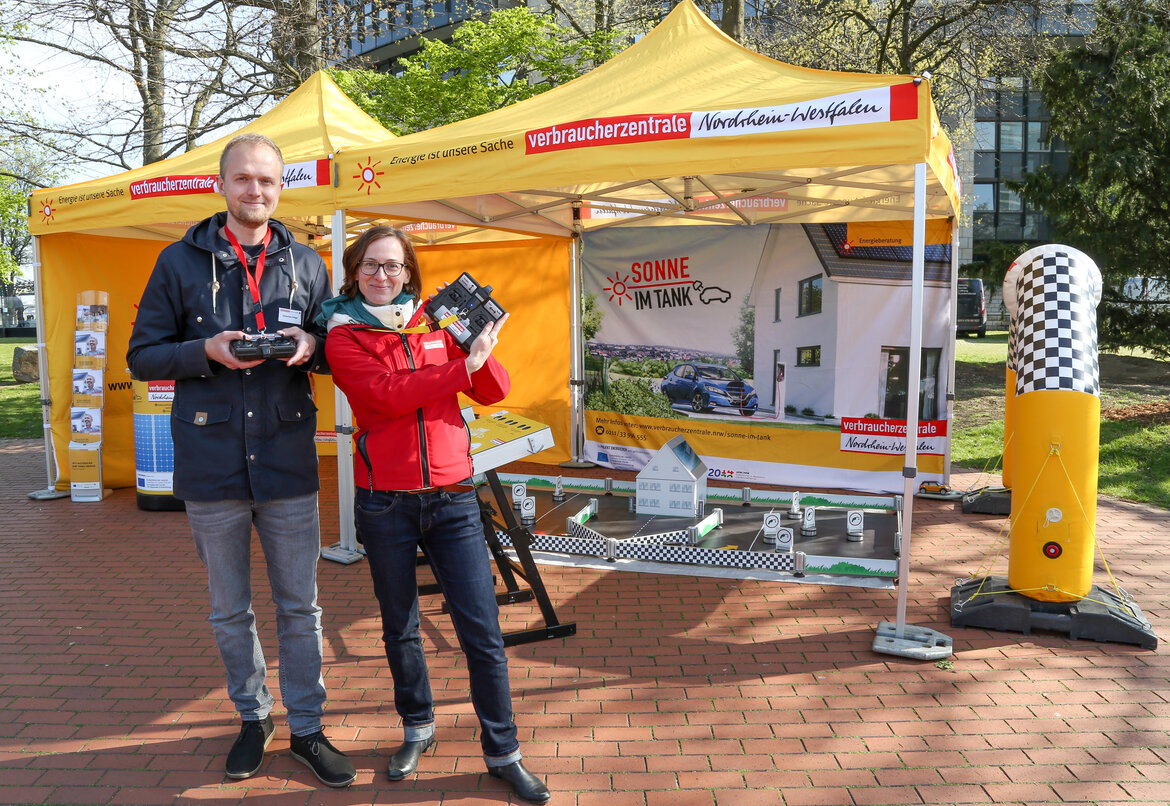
[126,212,330,503]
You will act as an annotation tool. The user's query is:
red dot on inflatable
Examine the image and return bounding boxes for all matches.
[1043,541,1062,559]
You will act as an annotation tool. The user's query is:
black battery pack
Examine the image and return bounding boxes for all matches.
[424,272,506,353]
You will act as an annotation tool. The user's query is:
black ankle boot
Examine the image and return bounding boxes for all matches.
[489,760,550,804]
[386,736,436,781]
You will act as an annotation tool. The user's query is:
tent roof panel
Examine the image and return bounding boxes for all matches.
[334,1,959,235]
[29,72,393,236]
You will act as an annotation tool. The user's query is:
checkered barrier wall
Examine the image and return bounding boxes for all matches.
[566,519,606,544]
[622,529,692,545]
[497,529,800,573]
[1012,245,1102,397]
[499,529,607,556]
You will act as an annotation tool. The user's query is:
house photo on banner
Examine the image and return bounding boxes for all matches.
[581,221,953,493]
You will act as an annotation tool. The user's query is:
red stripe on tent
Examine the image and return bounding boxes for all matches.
[526,114,691,155]
[889,83,918,121]
[129,175,217,200]
[316,159,331,185]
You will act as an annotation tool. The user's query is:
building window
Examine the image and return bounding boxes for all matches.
[773,288,782,321]
[879,347,941,420]
[796,345,821,367]
[974,121,997,150]
[973,184,996,211]
[797,275,822,316]
[973,75,1071,258]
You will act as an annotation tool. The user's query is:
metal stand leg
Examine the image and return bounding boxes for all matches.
[417,471,576,646]
[484,470,577,646]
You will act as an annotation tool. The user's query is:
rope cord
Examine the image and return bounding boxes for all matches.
[1050,450,1132,615]
[959,442,1139,623]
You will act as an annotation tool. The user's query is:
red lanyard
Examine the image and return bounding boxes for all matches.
[225,226,272,332]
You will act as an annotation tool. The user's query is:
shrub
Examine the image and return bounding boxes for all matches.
[586,377,679,418]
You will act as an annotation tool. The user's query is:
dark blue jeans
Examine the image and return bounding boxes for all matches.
[355,487,521,765]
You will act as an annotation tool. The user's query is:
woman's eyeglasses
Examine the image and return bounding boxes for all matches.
[358,260,407,277]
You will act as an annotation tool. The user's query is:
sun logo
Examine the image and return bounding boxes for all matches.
[353,158,384,195]
[603,271,633,306]
[40,200,56,223]
[840,239,853,254]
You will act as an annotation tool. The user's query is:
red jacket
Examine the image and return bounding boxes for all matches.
[326,311,510,491]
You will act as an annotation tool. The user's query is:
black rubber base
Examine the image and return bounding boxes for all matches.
[951,576,1157,650]
[136,492,185,512]
[959,488,1011,515]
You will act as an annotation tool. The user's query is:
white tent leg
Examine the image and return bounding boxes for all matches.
[27,235,68,501]
[321,209,363,564]
[563,233,593,467]
[874,163,951,660]
[943,218,960,488]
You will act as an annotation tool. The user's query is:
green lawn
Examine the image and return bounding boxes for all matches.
[1,337,42,439]
[951,331,1170,510]
[3,331,1168,509]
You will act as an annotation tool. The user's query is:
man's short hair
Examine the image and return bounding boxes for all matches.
[219,133,284,177]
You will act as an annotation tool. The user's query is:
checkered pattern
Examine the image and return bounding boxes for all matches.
[614,542,799,572]
[1006,304,1018,374]
[1013,246,1101,397]
[566,519,606,543]
[497,528,800,572]
[498,528,606,556]
[622,529,692,545]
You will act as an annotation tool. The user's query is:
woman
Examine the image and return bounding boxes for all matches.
[323,226,549,804]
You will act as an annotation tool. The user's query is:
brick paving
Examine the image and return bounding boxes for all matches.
[1,437,1167,805]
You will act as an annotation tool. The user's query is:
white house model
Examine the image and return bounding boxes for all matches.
[636,435,707,517]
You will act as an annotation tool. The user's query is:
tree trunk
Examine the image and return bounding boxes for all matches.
[719,0,744,41]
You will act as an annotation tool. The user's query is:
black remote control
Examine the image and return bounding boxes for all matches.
[229,334,298,360]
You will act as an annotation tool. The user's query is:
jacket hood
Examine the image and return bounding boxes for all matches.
[182,212,298,255]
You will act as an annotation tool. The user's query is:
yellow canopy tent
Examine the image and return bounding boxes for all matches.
[332,0,960,232]
[26,71,395,496]
[325,0,962,651]
[329,0,960,468]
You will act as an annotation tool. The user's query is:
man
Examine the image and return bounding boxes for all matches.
[79,334,101,355]
[127,133,354,788]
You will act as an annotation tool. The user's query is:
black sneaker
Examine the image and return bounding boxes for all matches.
[225,715,275,779]
[289,730,357,788]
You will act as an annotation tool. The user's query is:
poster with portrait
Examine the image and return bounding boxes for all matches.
[76,303,110,332]
[72,369,103,407]
[74,330,107,370]
[69,407,103,444]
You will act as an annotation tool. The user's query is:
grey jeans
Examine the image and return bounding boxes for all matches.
[186,493,326,736]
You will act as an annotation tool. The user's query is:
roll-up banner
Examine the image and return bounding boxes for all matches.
[581,222,953,494]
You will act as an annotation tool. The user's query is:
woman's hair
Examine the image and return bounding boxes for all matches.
[339,226,422,300]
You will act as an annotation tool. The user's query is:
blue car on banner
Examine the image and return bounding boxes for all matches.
[661,362,758,417]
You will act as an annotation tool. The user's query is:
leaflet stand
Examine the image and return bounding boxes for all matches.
[417,410,576,646]
[69,292,112,502]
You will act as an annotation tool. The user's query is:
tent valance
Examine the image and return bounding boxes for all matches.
[29,72,394,237]
[331,1,960,242]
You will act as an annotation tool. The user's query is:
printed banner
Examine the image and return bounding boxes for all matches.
[840,417,948,455]
[526,85,917,155]
[131,380,177,496]
[126,159,330,200]
[581,223,952,493]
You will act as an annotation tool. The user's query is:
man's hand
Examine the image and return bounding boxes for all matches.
[205,331,264,370]
[465,313,509,375]
[276,326,316,366]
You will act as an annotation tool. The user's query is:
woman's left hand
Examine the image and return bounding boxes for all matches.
[465,313,509,374]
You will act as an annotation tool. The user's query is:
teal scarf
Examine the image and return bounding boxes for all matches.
[316,291,415,328]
